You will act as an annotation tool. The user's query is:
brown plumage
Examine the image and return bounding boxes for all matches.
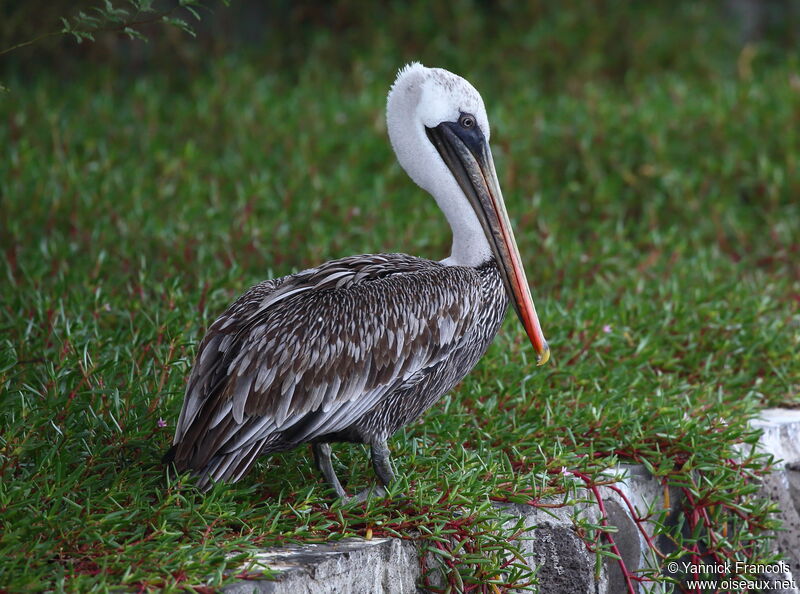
[167,254,506,491]
[166,63,550,496]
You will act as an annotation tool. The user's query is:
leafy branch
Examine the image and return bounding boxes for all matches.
[0,0,228,57]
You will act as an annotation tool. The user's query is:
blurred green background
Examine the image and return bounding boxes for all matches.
[1,1,799,590]
[3,1,799,80]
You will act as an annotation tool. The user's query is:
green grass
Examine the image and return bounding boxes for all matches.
[2,2,799,591]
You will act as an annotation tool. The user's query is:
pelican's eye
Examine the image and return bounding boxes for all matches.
[459,114,475,129]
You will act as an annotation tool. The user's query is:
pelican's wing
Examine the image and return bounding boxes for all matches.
[170,254,484,485]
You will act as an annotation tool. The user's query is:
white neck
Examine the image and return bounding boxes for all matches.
[386,66,492,268]
[431,175,493,267]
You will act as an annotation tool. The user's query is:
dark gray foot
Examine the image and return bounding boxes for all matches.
[346,484,387,504]
[371,441,396,487]
[312,443,346,498]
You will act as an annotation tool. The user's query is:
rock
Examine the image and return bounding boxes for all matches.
[222,537,419,594]
[506,501,600,594]
[752,409,800,593]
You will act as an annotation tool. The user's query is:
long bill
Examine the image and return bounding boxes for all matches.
[426,122,550,365]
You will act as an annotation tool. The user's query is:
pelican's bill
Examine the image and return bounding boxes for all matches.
[425,121,550,365]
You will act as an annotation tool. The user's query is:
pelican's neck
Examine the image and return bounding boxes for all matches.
[434,181,492,267]
[387,66,492,268]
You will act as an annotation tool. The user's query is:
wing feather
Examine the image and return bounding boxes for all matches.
[171,254,483,477]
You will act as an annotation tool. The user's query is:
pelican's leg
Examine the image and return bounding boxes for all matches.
[371,441,395,487]
[312,443,347,498]
[343,443,393,503]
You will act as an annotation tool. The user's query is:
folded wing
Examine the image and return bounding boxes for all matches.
[170,253,483,485]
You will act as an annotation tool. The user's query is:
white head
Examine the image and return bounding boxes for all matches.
[386,63,492,265]
[388,62,491,150]
[385,63,550,364]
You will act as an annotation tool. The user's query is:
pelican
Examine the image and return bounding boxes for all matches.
[166,63,550,496]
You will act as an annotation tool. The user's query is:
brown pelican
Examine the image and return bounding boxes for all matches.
[166,63,550,496]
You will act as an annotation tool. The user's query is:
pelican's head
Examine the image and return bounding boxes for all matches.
[386,63,550,365]
[387,63,490,195]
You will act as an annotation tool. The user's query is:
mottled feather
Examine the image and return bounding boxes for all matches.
[170,253,507,487]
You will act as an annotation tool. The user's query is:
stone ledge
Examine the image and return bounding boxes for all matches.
[223,538,419,593]
[752,408,800,588]
[223,408,800,593]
